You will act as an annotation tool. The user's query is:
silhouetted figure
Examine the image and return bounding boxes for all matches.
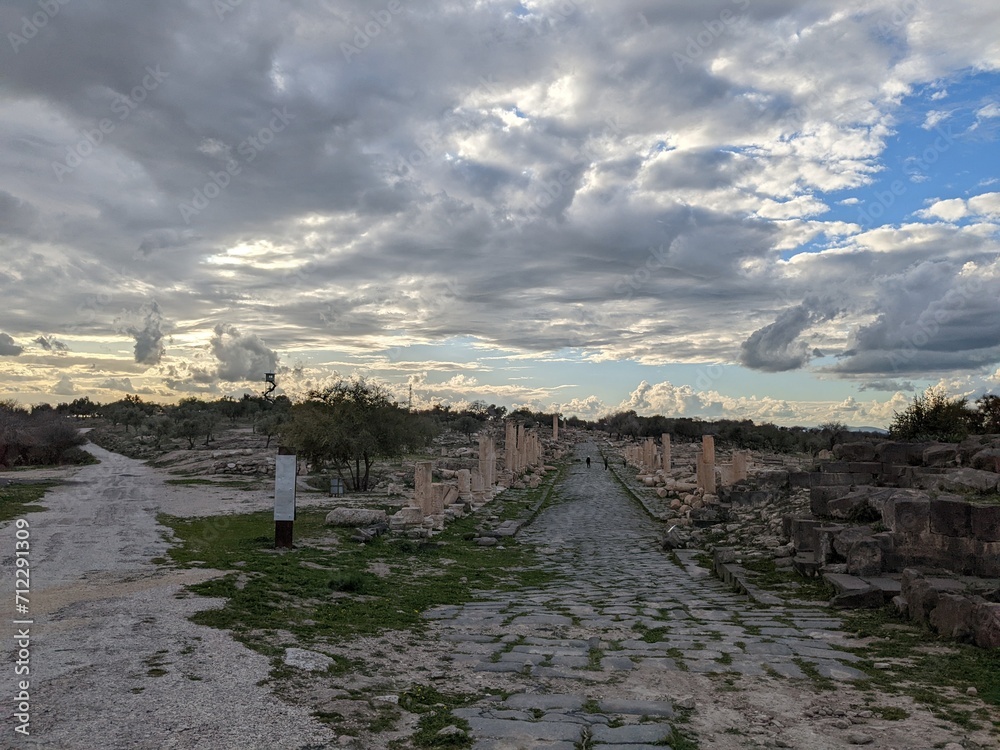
[603,457,609,470]
[623,457,627,468]
[586,457,591,468]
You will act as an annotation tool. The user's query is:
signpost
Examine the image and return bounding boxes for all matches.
[274,446,296,548]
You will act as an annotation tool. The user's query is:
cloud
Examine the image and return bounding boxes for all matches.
[0,333,23,356]
[209,324,279,383]
[858,379,916,392]
[739,301,838,372]
[33,335,69,353]
[916,198,968,222]
[52,375,77,395]
[98,377,135,392]
[120,302,167,366]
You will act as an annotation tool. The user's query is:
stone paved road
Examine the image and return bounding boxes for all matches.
[422,442,865,749]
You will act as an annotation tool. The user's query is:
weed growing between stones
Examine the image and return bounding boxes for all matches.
[399,684,477,748]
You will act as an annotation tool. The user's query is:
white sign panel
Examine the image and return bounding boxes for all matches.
[274,454,297,521]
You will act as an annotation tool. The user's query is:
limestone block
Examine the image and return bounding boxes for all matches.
[325,508,388,527]
[847,539,884,577]
[972,504,1000,542]
[971,448,1000,473]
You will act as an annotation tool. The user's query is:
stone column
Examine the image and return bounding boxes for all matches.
[479,434,494,499]
[661,433,671,473]
[471,468,485,504]
[732,450,748,482]
[457,469,471,501]
[699,436,716,494]
[553,413,559,442]
[517,424,526,472]
[505,422,516,474]
[431,483,446,515]
[414,461,433,515]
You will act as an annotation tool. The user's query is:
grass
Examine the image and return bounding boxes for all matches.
[841,607,1000,729]
[158,471,562,654]
[400,684,477,748]
[0,481,57,524]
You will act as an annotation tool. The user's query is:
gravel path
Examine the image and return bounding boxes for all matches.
[1,444,334,750]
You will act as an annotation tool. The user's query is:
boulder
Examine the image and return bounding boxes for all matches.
[832,527,870,559]
[933,468,1000,493]
[973,602,1000,649]
[970,448,1000,473]
[325,508,389,527]
[876,441,937,466]
[929,593,976,641]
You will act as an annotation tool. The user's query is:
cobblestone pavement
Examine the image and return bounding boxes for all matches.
[422,442,865,749]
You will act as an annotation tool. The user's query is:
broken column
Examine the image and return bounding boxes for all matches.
[414,461,434,516]
[661,433,671,473]
[732,450,748,483]
[698,436,716,494]
[553,413,559,442]
[457,469,471,501]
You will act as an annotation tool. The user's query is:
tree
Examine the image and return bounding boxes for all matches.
[282,378,432,491]
[975,394,1000,434]
[890,386,977,441]
[258,412,286,449]
[173,419,203,450]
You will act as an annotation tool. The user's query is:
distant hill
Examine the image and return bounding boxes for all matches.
[848,426,890,435]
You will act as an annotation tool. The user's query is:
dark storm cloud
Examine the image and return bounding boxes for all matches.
[739,300,839,372]
[33,335,68,353]
[0,333,23,356]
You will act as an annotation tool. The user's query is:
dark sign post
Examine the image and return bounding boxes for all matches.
[274,446,296,548]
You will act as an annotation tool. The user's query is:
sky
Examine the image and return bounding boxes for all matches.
[1,0,1000,427]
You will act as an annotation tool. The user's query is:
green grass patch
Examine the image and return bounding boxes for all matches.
[842,607,1000,727]
[158,473,562,651]
[0,481,57,524]
[400,684,477,748]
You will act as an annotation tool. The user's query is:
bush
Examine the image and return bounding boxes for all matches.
[889,387,977,442]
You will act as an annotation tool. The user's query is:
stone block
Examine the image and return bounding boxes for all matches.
[827,488,879,520]
[974,541,1000,577]
[930,496,972,537]
[825,573,883,608]
[818,472,856,486]
[877,441,936,466]
[847,539,884,577]
[834,442,877,461]
[924,445,959,467]
[890,494,930,536]
[973,602,1000,649]
[790,518,824,552]
[324,508,388,527]
[929,593,976,641]
[935,468,1000,493]
[811,485,851,516]
[970,448,1000,473]
[971,504,1000,542]
[831,527,868,559]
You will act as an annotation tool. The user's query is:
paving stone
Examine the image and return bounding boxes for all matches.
[466,718,583,742]
[591,723,675,744]
[598,699,674,717]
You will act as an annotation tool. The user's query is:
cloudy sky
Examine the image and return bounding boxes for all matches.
[2,0,999,426]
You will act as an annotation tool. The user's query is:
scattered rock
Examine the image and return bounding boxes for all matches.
[283,647,334,672]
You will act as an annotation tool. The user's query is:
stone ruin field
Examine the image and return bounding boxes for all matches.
[2,422,1000,749]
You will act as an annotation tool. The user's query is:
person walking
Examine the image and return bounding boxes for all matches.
[603,457,609,470]
[586,457,591,468]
